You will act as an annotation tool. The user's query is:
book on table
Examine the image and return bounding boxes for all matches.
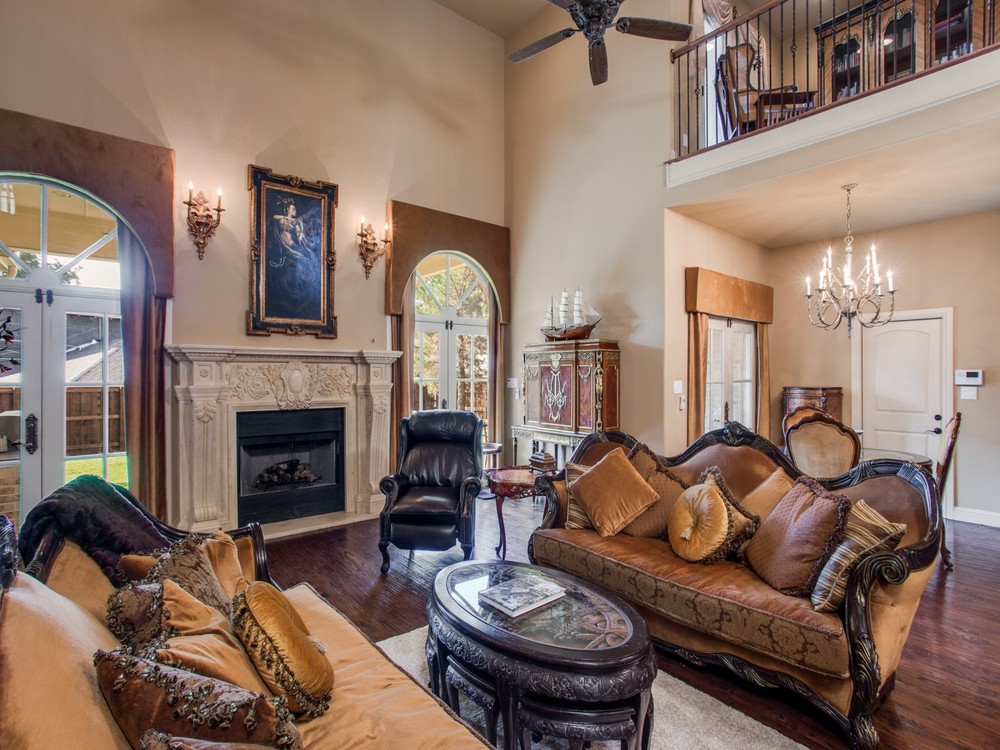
[478,576,565,618]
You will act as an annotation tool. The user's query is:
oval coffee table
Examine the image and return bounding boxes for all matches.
[426,560,657,749]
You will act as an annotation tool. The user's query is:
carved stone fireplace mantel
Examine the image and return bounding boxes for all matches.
[165,344,401,532]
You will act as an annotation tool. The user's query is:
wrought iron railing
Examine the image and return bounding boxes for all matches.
[671,0,998,158]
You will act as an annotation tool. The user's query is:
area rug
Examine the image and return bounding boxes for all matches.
[377,627,807,750]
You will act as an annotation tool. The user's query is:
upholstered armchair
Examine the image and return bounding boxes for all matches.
[378,410,483,573]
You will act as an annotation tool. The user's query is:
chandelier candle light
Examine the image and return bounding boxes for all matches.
[805,184,895,337]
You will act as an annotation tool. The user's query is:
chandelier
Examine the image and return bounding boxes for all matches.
[805,184,895,337]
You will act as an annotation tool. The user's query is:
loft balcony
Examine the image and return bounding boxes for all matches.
[664,0,1000,247]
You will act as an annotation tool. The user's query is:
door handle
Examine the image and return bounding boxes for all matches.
[24,413,38,454]
[442,398,448,409]
[925,427,943,435]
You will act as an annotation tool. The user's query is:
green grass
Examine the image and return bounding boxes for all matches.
[65,455,129,487]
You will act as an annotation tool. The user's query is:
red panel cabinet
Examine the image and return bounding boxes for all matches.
[522,339,620,435]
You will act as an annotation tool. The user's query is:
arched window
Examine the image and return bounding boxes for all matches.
[411,253,490,423]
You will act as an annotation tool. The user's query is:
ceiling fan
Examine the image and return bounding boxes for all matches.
[509,0,692,86]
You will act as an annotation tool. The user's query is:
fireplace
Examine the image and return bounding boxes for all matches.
[236,409,345,526]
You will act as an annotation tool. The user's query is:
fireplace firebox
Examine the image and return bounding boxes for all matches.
[236,408,345,526]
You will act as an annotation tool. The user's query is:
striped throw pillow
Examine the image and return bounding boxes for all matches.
[564,460,595,529]
[811,500,906,612]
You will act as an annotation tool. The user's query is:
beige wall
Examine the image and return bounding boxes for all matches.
[0,0,505,353]
[504,0,687,455]
[770,210,1000,520]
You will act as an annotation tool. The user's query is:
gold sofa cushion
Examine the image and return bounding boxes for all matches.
[668,467,759,564]
[231,581,334,717]
[531,529,849,678]
[623,443,689,538]
[282,583,491,748]
[0,570,132,750]
[570,448,660,536]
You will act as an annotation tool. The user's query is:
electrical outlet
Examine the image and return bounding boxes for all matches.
[679,395,686,411]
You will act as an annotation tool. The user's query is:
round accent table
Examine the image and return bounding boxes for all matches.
[486,466,542,560]
[426,560,657,750]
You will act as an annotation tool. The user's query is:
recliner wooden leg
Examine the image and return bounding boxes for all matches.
[379,540,391,573]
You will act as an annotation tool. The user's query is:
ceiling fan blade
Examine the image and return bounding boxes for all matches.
[589,41,609,86]
[509,28,577,63]
[615,17,693,42]
[545,0,576,8]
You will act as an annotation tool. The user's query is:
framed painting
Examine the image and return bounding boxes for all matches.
[247,165,338,338]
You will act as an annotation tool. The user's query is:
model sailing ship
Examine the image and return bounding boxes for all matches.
[541,288,602,341]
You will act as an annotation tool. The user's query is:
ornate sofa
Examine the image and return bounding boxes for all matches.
[0,477,488,749]
[529,424,940,750]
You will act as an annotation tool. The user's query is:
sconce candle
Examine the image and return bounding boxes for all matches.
[184,182,225,260]
[357,215,390,280]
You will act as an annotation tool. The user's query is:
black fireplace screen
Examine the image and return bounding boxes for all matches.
[236,408,345,526]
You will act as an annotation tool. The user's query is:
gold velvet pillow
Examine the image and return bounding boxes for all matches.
[811,500,906,612]
[743,476,852,596]
[231,581,334,717]
[624,443,689,538]
[94,649,302,749]
[150,580,270,695]
[568,448,660,537]
[740,469,796,520]
[667,467,758,563]
[564,461,595,530]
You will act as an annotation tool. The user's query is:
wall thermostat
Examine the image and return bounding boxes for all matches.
[954,369,984,386]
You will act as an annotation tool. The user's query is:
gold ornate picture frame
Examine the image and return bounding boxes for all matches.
[247,164,338,338]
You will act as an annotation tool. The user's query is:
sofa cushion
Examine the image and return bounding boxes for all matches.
[569,449,660,537]
[530,529,848,678]
[141,536,232,618]
[668,468,758,564]
[811,500,906,612]
[44,539,117,623]
[740,469,796,520]
[151,580,269,695]
[623,443,689,538]
[0,570,131,750]
[94,649,302,749]
[107,582,164,649]
[563,461,595,530]
[231,581,333,717]
[744,476,852,596]
[281,583,491,748]
[119,531,247,599]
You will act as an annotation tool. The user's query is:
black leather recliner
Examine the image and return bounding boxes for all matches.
[378,409,483,573]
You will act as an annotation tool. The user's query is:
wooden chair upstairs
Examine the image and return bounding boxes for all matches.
[936,412,962,570]
[717,43,797,137]
[785,411,861,478]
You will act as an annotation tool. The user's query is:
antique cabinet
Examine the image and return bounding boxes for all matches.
[513,339,620,465]
[782,386,844,422]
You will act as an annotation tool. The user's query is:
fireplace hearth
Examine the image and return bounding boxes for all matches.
[237,408,344,526]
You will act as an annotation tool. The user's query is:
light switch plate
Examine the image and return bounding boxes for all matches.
[960,386,978,400]
[506,378,518,389]
[673,380,684,394]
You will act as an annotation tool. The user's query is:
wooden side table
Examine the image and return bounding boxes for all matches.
[485,466,540,560]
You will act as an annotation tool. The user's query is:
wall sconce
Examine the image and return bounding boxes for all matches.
[357,216,389,279]
[184,181,224,260]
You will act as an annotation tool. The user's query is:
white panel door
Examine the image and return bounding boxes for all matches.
[861,316,944,459]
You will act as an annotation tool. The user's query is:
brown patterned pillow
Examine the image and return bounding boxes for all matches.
[623,443,689,538]
[564,461,595,530]
[743,476,852,596]
[667,467,758,563]
[141,536,232,618]
[231,581,333,717]
[94,649,302,749]
[107,583,165,649]
[811,500,906,611]
[568,448,660,537]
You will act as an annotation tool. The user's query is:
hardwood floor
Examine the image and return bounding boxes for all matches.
[266,495,1000,750]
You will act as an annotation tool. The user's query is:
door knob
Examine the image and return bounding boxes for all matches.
[934,414,942,421]
[926,427,943,435]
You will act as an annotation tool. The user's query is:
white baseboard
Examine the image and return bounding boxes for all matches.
[951,506,1000,528]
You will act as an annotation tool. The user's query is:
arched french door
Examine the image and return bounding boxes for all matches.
[0,176,124,523]
[411,252,491,424]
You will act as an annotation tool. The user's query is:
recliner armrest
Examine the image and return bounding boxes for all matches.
[458,476,483,516]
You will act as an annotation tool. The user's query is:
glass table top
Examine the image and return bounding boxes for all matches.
[440,561,634,652]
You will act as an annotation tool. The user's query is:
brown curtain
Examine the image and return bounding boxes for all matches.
[118,225,167,518]
[687,312,710,444]
[756,322,771,441]
[488,293,506,462]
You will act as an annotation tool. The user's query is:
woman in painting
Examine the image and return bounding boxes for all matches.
[266,195,321,320]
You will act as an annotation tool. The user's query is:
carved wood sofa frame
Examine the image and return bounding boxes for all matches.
[529,422,941,750]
